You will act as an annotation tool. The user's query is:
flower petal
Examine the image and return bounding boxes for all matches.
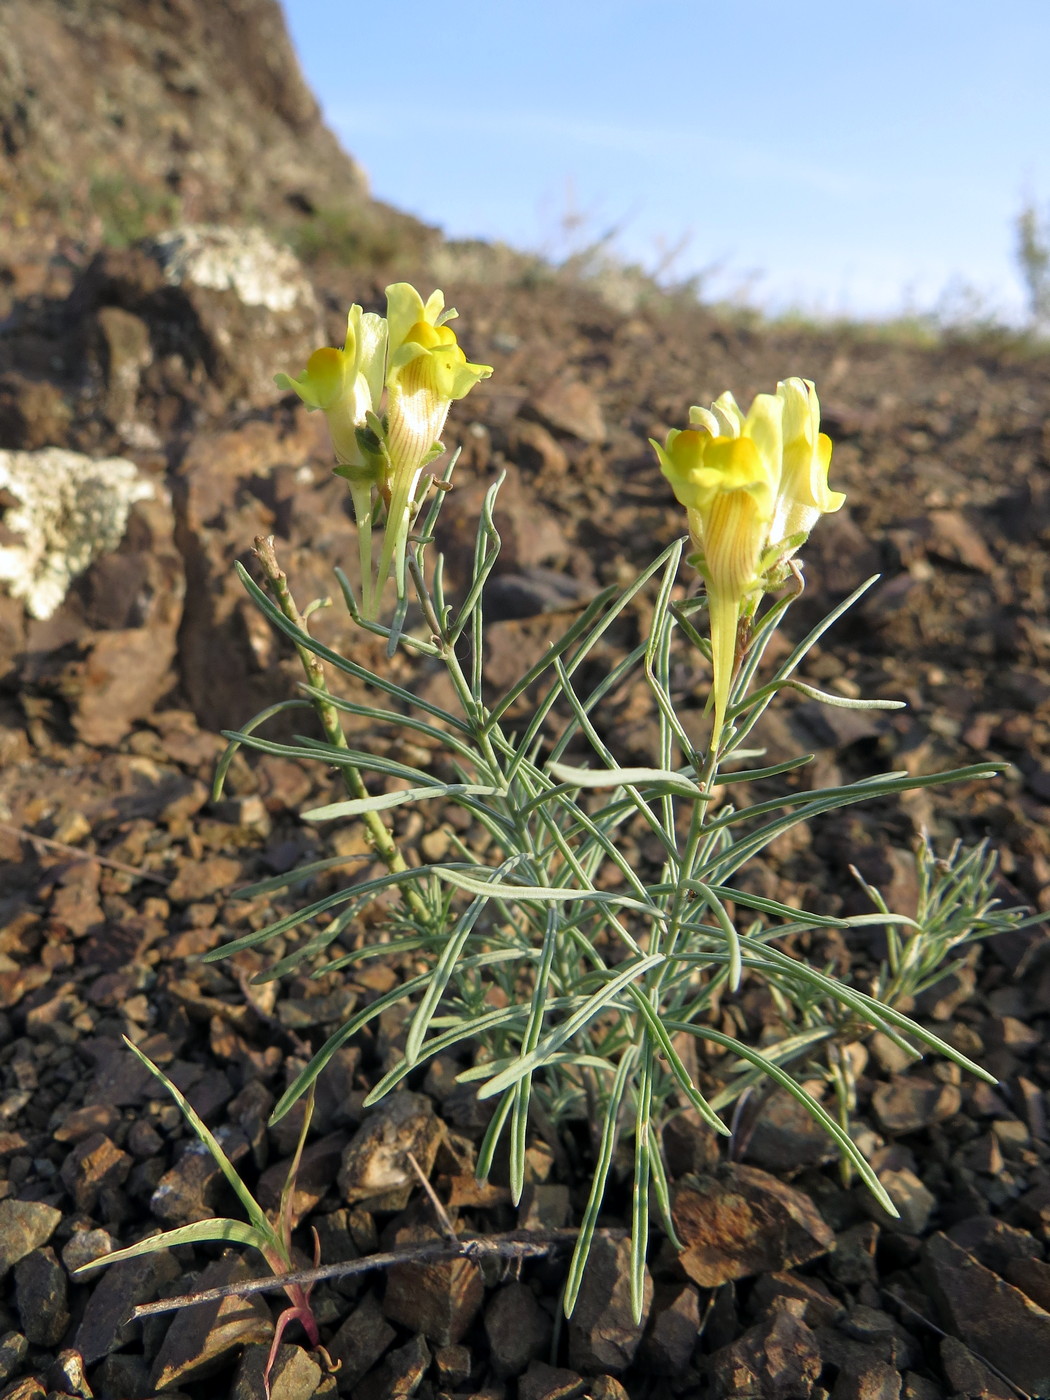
[710,391,744,437]
[740,392,784,486]
[275,346,347,411]
[687,405,721,436]
[385,283,428,356]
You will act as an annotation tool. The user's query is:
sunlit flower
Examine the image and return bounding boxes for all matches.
[655,391,781,751]
[275,305,388,476]
[378,284,492,602]
[276,305,389,614]
[276,285,491,617]
[654,379,843,752]
[769,377,845,561]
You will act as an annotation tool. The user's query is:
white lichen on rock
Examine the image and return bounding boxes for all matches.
[150,224,319,313]
[0,448,154,620]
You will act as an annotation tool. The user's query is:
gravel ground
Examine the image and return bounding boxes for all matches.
[1,234,1050,1399]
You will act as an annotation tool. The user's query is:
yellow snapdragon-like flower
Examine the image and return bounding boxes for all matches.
[276,284,491,617]
[653,379,843,752]
[772,377,845,556]
[378,284,492,603]
[654,391,782,752]
[275,305,388,478]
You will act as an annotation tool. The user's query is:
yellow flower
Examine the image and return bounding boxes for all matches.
[276,285,491,618]
[275,305,388,478]
[654,380,843,752]
[770,378,845,560]
[378,283,492,603]
[654,393,781,752]
[276,306,389,614]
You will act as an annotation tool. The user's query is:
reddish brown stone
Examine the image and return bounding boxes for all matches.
[673,1165,834,1287]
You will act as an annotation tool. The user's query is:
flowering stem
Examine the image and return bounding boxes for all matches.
[252,536,430,924]
[375,469,420,612]
[347,481,375,620]
[706,588,742,756]
[407,548,490,731]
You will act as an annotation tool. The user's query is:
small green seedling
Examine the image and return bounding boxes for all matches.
[76,1038,324,1396]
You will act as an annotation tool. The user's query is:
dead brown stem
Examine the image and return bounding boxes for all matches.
[0,822,170,885]
[128,1228,625,1321]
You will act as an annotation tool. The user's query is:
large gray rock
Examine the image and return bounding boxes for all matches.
[672,1165,835,1287]
[0,447,184,744]
[0,448,153,622]
[0,1200,61,1280]
[149,1251,272,1391]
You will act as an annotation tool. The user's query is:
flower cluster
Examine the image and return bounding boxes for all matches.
[653,378,845,751]
[277,284,492,615]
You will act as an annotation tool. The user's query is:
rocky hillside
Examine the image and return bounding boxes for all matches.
[0,0,429,259]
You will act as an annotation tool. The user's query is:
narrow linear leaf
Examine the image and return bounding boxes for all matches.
[331,568,440,656]
[477,954,664,1100]
[695,882,743,991]
[294,681,482,764]
[230,852,373,901]
[303,783,502,821]
[434,865,658,917]
[74,1219,265,1275]
[691,882,843,928]
[489,536,684,737]
[631,1048,654,1323]
[123,1039,275,1242]
[772,575,883,684]
[706,1027,842,1113]
[734,935,993,1080]
[204,863,440,963]
[484,585,621,729]
[449,470,506,644]
[280,948,533,1118]
[235,562,472,732]
[270,972,434,1121]
[703,764,1004,881]
[781,682,906,710]
[404,885,500,1065]
[546,641,649,767]
[456,1047,624,1085]
[626,991,729,1135]
[712,755,815,784]
[212,699,313,802]
[563,1051,635,1315]
[475,1087,517,1183]
[724,575,883,749]
[647,1128,681,1251]
[547,762,705,798]
[666,1021,896,1215]
[505,905,561,1201]
[369,966,544,1101]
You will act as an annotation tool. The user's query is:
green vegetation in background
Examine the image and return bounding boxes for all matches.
[88,172,181,247]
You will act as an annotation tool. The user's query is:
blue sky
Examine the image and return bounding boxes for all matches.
[282,1,1050,321]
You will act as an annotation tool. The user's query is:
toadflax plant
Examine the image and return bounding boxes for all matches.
[88,283,1032,1334]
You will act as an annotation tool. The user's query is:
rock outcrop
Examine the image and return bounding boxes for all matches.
[0,0,367,246]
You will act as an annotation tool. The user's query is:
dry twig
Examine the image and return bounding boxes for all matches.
[0,821,170,885]
[885,1288,1031,1400]
[405,1150,460,1245]
[129,1228,623,1321]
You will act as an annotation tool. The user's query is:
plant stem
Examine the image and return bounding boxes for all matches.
[252,536,430,924]
[408,546,505,782]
